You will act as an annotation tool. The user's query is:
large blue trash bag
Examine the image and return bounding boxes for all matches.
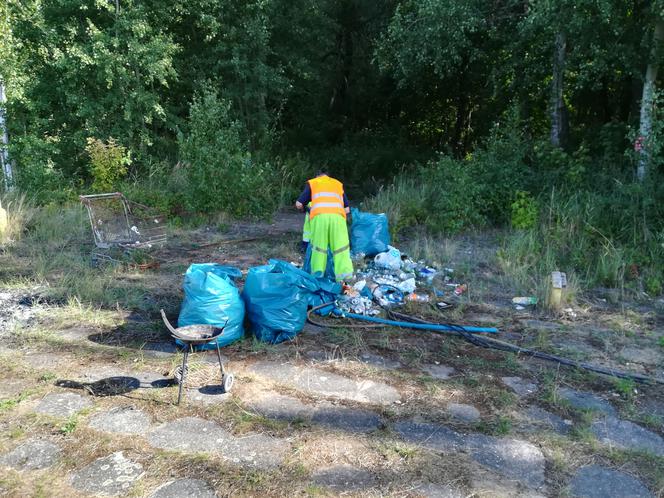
[302,243,335,280]
[350,208,390,257]
[242,260,341,344]
[177,264,245,350]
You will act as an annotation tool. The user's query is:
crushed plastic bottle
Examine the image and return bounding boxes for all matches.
[396,278,416,293]
[512,296,537,305]
[406,292,430,303]
[417,266,438,282]
[353,280,367,292]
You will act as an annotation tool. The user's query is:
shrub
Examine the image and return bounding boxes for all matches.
[364,120,530,236]
[364,155,485,236]
[11,135,76,203]
[86,138,131,193]
[178,89,276,218]
[511,191,538,229]
[471,122,529,224]
[500,184,664,295]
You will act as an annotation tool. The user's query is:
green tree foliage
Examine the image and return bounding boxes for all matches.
[177,89,276,217]
[6,0,177,183]
[1,0,663,241]
[86,137,130,192]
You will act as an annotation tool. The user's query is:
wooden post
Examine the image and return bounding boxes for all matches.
[549,271,567,310]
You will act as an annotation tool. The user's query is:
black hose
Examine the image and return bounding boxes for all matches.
[308,299,663,385]
[387,310,663,385]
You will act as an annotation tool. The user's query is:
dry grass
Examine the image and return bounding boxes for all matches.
[2,208,664,496]
[0,194,34,246]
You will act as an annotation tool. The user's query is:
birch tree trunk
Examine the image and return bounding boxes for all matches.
[637,19,664,182]
[0,79,14,191]
[550,31,567,148]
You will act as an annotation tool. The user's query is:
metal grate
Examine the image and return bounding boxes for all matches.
[79,192,166,264]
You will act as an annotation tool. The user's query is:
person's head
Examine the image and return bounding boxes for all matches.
[315,168,328,177]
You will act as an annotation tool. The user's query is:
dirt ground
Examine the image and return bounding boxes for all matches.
[1,211,663,497]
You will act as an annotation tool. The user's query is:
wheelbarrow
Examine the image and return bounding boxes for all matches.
[160,310,235,405]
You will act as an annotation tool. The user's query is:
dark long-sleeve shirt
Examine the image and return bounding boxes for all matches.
[297,183,349,207]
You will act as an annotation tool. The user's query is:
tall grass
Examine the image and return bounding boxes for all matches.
[0,201,174,310]
[498,187,664,300]
[0,194,34,245]
[362,157,485,237]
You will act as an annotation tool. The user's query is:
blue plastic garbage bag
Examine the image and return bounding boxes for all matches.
[302,243,335,280]
[177,264,245,350]
[242,260,341,343]
[350,208,390,257]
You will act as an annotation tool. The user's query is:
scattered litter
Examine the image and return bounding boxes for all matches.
[563,307,577,318]
[347,244,464,312]
[406,292,430,303]
[402,258,418,272]
[337,295,379,316]
[417,266,438,282]
[437,301,453,310]
[512,296,537,305]
[343,285,359,297]
[374,245,402,270]
[353,280,367,292]
[352,252,366,262]
[453,284,467,296]
[371,285,405,307]
[515,305,525,311]
[396,278,416,293]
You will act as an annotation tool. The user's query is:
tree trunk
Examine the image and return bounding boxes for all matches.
[550,31,568,148]
[637,19,664,182]
[0,79,14,192]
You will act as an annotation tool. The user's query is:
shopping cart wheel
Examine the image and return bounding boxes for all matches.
[222,373,234,393]
[90,255,99,268]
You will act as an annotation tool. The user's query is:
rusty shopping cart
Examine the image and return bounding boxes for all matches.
[80,192,167,267]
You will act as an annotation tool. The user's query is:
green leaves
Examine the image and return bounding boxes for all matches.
[178,88,276,217]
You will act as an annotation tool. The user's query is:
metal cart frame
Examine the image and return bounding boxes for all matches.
[79,192,167,266]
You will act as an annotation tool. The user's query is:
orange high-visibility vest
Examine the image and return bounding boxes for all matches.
[308,176,346,220]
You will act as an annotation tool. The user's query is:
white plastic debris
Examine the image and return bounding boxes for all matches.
[396,278,416,293]
[353,280,367,292]
[374,245,402,270]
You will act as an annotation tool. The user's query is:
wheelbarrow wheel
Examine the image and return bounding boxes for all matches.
[222,373,234,393]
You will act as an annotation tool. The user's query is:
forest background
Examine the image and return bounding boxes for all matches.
[1,0,664,296]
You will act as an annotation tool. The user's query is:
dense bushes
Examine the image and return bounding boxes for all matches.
[176,89,276,218]
[364,125,529,236]
[363,122,664,294]
[364,157,485,235]
[499,184,664,295]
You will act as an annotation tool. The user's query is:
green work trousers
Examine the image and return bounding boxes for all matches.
[310,213,353,282]
[302,211,311,242]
